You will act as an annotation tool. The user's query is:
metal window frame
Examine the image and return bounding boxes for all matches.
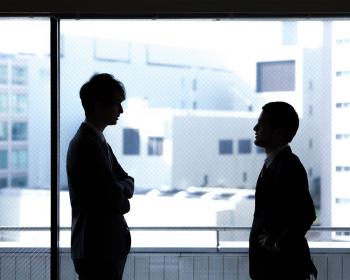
[50,16,60,280]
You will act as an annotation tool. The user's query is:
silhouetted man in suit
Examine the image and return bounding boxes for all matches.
[67,73,134,280]
[249,102,317,280]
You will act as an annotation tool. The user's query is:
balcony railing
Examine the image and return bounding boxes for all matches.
[0,226,349,249]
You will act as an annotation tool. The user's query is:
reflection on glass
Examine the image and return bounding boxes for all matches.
[0,19,50,247]
[57,20,350,247]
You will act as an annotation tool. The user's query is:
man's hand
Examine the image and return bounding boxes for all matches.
[122,176,134,199]
[258,230,280,253]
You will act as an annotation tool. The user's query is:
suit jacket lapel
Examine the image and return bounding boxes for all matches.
[80,123,112,169]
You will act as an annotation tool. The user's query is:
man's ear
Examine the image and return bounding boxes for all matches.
[274,127,286,143]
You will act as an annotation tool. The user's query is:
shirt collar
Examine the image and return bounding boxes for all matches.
[265,144,289,168]
[83,121,106,143]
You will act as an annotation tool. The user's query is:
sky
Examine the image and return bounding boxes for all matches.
[0,19,325,56]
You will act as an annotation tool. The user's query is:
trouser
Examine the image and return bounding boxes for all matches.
[73,255,128,280]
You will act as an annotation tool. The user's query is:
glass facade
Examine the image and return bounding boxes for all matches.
[0,18,349,280]
[0,18,50,248]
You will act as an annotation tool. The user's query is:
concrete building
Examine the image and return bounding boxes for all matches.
[1,21,343,234]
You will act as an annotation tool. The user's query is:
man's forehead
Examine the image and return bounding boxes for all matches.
[258,111,272,122]
[111,91,124,103]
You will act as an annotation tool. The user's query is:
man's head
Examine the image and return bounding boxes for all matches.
[80,73,125,126]
[253,101,299,151]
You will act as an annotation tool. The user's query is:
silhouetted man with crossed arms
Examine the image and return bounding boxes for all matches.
[67,73,134,280]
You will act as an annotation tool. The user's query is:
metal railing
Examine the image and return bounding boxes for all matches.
[0,226,349,249]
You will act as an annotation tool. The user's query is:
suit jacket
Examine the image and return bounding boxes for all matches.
[66,123,134,261]
[249,146,317,279]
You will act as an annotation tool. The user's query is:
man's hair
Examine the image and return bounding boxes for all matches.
[262,101,299,144]
[79,73,126,116]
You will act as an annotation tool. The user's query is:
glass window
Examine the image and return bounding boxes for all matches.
[12,65,27,85]
[12,148,28,169]
[336,133,350,140]
[238,139,252,154]
[243,171,248,182]
[59,19,350,248]
[12,122,27,140]
[0,150,8,169]
[0,64,8,84]
[0,18,50,251]
[0,177,8,188]
[219,139,233,155]
[123,128,140,155]
[336,166,350,172]
[11,174,27,187]
[0,93,8,113]
[257,60,295,92]
[12,94,28,113]
[336,71,350,77]
[148,137,163,156]
[0,121,8,141]
[309,138,313,149]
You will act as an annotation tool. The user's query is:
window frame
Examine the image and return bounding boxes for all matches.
[2,12,350,280]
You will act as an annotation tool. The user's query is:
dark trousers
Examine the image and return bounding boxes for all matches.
[74,256,128,280]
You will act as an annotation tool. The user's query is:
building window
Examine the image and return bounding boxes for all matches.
[123,128,140,155]
[13,95,28,114]
[238,139,252,154]
[0,177,8,188]
[12,122,27,140]
[256,60,295,92]
[0,150,8,169]
[219,139,233,155]
[309,168,313,177]
[336,102,350,108]
[336,166,350,172]
[336,198,350,204]
[0,65,8,84]
[336,71,350,77]
[11,174,27,187]
[336,134,350,140]
[243,171,247,182]
[0,93,8,113]
[0,121,7,141]
[309,139,313,149]
[336,38,350,45]
[309,105,313,116]
[12,149,28,169]
[148,137,163,156]
[12,65,27,85]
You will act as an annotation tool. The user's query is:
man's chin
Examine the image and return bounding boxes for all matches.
[254,140,264,147]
